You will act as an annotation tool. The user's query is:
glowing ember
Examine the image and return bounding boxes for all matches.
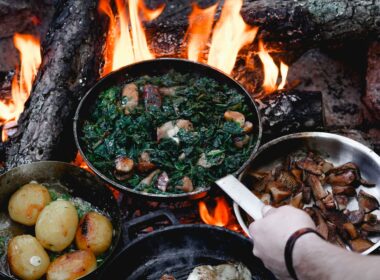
[73,152,91,172]
[207,0,258,74]
[0,33,41,141]
[258,40,288,94]
[199,197,230,227]
[98,0,164,76]
[186,3,218,62]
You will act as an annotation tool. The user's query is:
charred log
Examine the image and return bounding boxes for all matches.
[241,0,380,48]
[5,0,104,168]
[258,90,324,141]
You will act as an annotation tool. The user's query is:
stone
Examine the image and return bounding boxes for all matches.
[287,49,365,128]
[364,41,380,122]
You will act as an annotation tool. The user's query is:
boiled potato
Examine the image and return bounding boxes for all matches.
[8,235,50,280]
[46,250,97,280]
[36,200,78,252]
[75,212,113,256]
[8,183,51,226]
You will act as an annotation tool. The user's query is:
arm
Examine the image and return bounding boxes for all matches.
[249,205,380,280]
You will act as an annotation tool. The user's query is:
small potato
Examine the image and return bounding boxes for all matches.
[36,200,78,252]
[75,212,113,256]
[8,183,51,226]
[8,235,50,280]
[46,250,97,280]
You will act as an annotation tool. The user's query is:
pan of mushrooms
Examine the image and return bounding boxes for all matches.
[0,161,121,280]
[233,132,380,255]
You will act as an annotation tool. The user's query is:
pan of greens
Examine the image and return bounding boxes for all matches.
[74,58,262,200]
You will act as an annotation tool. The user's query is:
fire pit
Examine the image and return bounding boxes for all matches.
[0,0,380,278]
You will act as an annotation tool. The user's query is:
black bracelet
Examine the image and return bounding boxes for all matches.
[284,228,324,280]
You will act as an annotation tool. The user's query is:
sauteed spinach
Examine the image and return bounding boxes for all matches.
[82,70,256,194]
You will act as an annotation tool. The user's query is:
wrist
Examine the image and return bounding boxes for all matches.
[292,233,322,279]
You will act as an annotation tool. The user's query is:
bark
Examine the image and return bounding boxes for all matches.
[364,41,380,121]
[259,90,324,141]
[241,0,380,47]
[5,0,104,169]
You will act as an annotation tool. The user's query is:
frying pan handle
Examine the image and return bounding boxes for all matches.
[122,210,179,244]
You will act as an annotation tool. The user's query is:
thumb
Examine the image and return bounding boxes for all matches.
[261,205,275,217]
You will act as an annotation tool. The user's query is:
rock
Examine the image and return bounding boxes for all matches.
[364,41,380,121]
[287,49,365,128]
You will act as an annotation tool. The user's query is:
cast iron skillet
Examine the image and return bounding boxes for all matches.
[73,58,262,201]
[99,211,276,280]
[0,161,122,279]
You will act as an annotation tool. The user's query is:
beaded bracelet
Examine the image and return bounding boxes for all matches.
[284,228,324,280]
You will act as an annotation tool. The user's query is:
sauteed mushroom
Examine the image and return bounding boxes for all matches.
[122,83,139,115]
[224,111,245,127]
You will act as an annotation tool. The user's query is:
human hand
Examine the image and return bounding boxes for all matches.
[249,205,316,279]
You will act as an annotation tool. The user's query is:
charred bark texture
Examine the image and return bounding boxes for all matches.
[259,90,324,141]
[241,0,380,47]
[5,0,104,169]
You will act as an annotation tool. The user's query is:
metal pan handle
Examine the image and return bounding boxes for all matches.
[122,210,179,244]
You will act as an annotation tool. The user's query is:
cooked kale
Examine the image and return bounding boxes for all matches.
[82,70,256,194]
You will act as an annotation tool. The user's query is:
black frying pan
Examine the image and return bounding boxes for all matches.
[73,58,262,201]
[99,211,275,280]
[0,161,122,279]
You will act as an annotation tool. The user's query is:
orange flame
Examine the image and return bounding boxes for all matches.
[207,0,258,74]
[0,34,41,141]
[199,197,230,227]
[98,0,164,76]
[258,40,288,94]
[187,3,218,62]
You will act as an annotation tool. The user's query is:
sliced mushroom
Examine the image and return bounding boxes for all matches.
[363,213,378,225]
[233,135,250,149]
[257,193,271,205]
[143,84,162,109]
[349,238,374,253]
[335,195,349,211]
[224,111,245,127]
[137,152,156,173]
[302,185,312,204]
[343,223,358,239]
[296,158,322,176]
[175,177,194,193]
[114,157,134,180]
[358,190,380,213]
[269,185,292,203]
[332,185,356,197]
[159,87,178,96]
[345,210,365,225]
[156,172,169,192]
[290,192,303,208]
[276,171,299,192]
[322,193,336,210]
[140,170,161,186]
[290,169,303,182]
[122,83,139,115]
[250,173,273,193]
[242,121,253,133]
[326,169,357,187]
[306,174,327,200]
[361,223,380,234]
[314,208,329,239]
[157,119,193,142]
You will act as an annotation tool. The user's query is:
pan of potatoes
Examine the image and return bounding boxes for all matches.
[0,161,121,280]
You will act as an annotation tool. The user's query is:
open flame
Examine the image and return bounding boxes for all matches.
[258,40,288,94]
[98,0,164,76]
[0,33,41,141]
[207,0,258,74]
[199,197,230,227]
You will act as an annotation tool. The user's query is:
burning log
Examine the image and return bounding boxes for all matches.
[241,0,380,47]
[5,0,104,168]
[258,90,324,141]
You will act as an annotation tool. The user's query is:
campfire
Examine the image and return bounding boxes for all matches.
[0,0,379,250]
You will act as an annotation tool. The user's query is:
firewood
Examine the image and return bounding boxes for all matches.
[241,0,380,48]
[259,90,324,141]
[5,0,105,168]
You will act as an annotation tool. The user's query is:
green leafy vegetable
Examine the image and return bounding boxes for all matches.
[82,70,256,194]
